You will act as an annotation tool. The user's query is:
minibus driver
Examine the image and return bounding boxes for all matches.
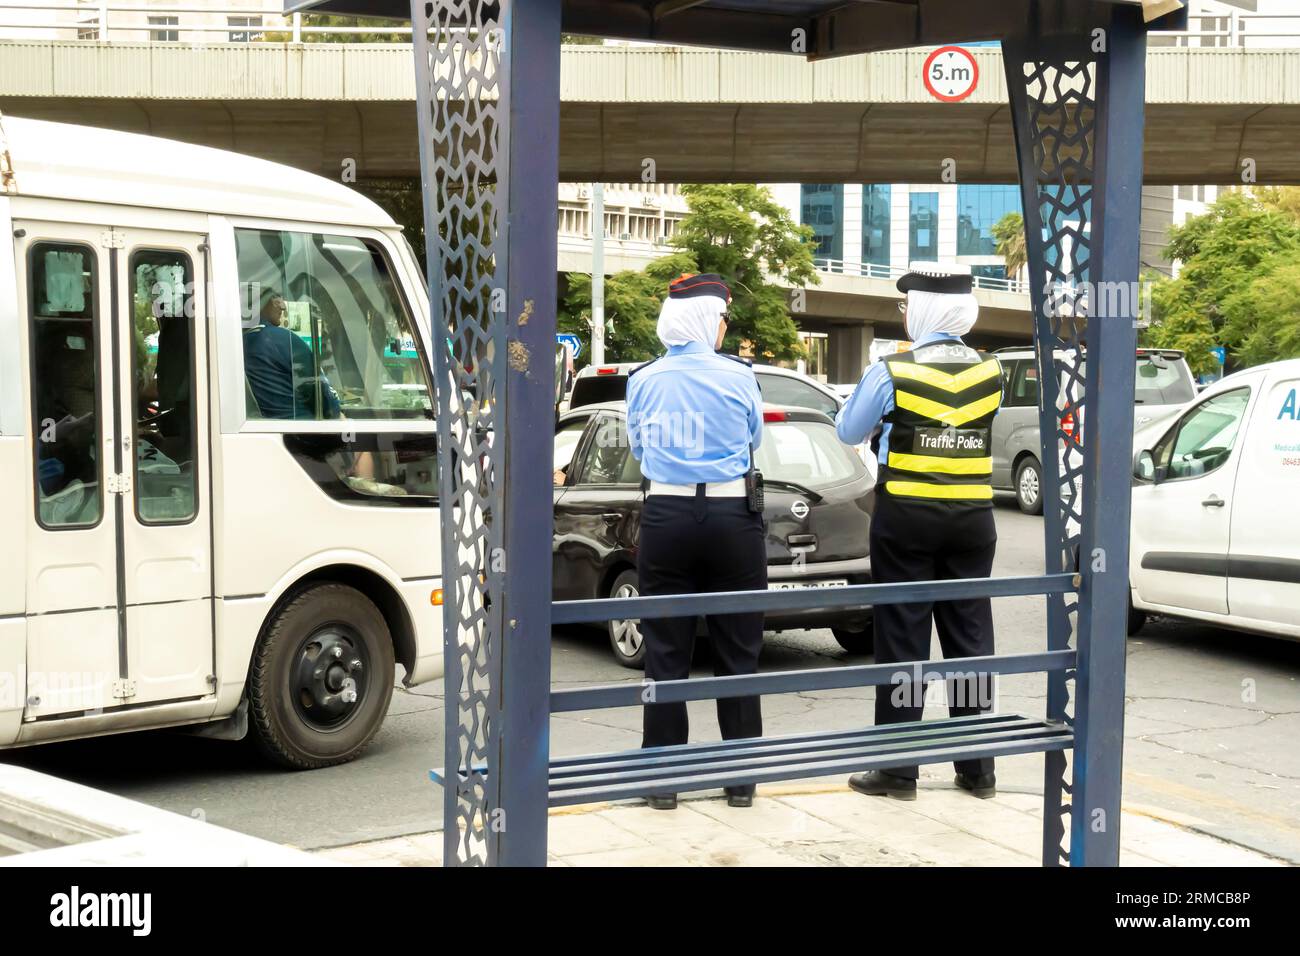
[243,289,342,421]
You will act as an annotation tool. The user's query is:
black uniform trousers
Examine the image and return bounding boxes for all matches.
[638,494,767,762]
[870,494,998,780]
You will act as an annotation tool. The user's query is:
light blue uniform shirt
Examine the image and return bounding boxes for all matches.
[834,333,964,465]
[626,342,764,484]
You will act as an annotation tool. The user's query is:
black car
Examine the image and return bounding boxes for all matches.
[553,402,874,667]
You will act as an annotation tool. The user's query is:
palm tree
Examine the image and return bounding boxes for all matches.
[992,212,1028,282]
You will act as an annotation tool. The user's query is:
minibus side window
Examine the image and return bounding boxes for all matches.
[29,242,102,529]
[233,228,434,423]
[130,249,197,524]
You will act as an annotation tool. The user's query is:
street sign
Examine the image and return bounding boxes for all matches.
[1212,346,1227,366]
[557,333,582,360]
[924,46,979,102]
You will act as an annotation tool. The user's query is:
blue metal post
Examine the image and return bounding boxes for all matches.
[1004,5,1145,867]
[1002,28,1091,868]
[496,0,562,868]
[412,0,558,867]
[1070,7,1146,867]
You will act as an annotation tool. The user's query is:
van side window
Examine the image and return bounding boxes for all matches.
[234,229,433,423]
[1153,387,1251,481]
[1004,360,1039,408]
[29,242,102,529]
[131,249,197,524]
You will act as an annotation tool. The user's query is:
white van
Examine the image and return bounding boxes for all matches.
[1129,359,1300,641]
[0,116,443,766]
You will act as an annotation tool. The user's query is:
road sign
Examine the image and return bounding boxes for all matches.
[557,333,582,360]
[924,46,979,102]
[1211,346,1227,366]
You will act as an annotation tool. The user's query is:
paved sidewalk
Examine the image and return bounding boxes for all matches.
[315,779,1285,867]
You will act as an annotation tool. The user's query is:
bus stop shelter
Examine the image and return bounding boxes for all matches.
[290,0,1188,867]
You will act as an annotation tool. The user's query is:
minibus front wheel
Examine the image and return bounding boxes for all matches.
[249,582,396,769]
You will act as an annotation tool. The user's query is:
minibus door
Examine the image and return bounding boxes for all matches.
[112,230,216,706]
[18,223,123,718]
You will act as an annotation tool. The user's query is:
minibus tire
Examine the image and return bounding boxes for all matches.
[249,583,395,770]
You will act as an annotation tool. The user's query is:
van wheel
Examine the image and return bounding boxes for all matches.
[1127,596,1147,637]
[249,583,395,770]
[1015,456,1044,515]
[832,619,875,656]
[608,569,647,669]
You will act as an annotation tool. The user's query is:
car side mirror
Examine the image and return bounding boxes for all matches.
[1134,449,1157,483]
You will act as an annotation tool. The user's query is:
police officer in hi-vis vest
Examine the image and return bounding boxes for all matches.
[835,263,1003,802]
[626,273,766,811]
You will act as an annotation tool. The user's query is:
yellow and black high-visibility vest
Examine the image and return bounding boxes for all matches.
[878,343,1002,505]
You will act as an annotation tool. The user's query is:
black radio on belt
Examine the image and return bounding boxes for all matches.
[746,442,764,514]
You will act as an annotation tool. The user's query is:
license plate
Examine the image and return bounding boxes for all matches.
[768,579,848,590]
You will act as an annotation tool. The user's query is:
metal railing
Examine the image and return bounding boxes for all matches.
[558,233,1028,295]
[1151,11,1300,48]
[811,257,1029,294]
[3,2,1300,47]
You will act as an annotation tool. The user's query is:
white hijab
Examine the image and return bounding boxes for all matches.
[657,293,725,348]
[905,288,979,342]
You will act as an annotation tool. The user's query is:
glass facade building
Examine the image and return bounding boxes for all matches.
[908,191,939,262]
[800,184,843,263]
[861,185,891,267]
[957,184,1021,256]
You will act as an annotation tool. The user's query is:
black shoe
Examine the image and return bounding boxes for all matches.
[847,770,917,801]
[955,772,997,799]
[725,786,754,808]
[645,793,677,811]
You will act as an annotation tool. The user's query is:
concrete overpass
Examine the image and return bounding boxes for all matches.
[2,42,1299,183]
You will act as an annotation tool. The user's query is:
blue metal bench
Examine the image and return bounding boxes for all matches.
[432,574,1078,806]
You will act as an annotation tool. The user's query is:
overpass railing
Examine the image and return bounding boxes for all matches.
[812,258,1028,294]
[3,4,1299,48]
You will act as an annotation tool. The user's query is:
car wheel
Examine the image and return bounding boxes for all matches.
[832,619,874,656]
[248,583,395,770]
[607,569,647,669]
[1127,595,1147,637]
[1015,456,1044,515]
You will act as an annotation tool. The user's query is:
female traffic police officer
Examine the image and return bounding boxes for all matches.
[835,263,1003,802]
[626,273,766,811]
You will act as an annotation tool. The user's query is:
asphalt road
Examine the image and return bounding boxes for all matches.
[6,497,1299,861]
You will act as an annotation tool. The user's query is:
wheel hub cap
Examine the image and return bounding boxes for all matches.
[292,626,367,729]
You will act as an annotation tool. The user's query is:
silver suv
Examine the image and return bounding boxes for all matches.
[991,347,1197,514]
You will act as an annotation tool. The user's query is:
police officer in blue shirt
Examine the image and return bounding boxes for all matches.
[836,263,1003,803]
[626,273,766,810]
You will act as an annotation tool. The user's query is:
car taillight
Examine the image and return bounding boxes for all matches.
[1061,410,1076,438]
[596,366,619,375]
[763,409,787,422]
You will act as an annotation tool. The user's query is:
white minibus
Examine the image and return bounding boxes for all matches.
[0,115,443,767]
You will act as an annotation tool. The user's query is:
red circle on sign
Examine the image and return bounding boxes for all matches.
[923,46,979,103]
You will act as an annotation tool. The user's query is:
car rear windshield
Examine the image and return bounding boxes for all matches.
[755,420,865,488]
[1075,355,1196,407]
[1134,355,1195,405]
[569,373,627,409]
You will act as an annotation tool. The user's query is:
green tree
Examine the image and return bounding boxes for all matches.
[560,184,819,365]
[1144,190,1300,375]
[1221,260,1300,368]
[559,253,694,365]
[992,211,1027,279]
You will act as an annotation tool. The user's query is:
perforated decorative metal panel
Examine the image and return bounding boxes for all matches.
[412,0,505,867]
[1004,48,1097,868]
